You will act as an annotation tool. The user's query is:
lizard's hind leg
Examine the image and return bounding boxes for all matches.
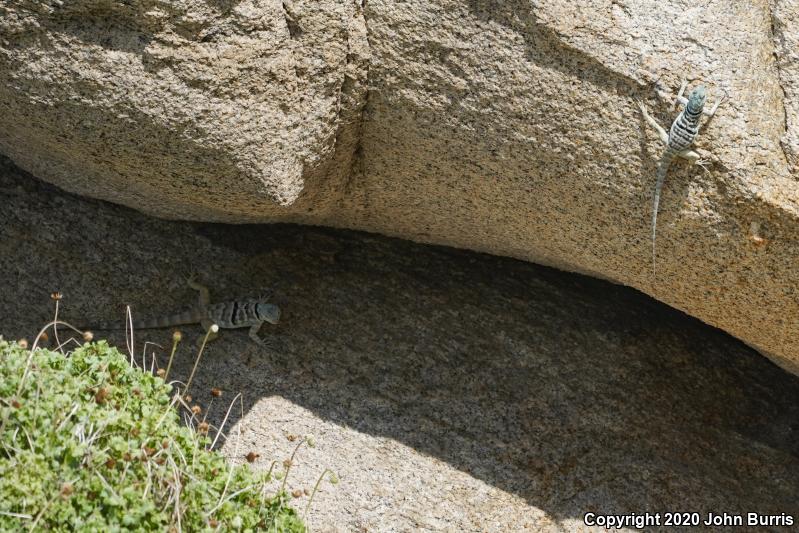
[676,148,712,174]
[186,273,211,308]
[677,147,702,164]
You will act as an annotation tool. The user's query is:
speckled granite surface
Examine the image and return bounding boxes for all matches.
[1,158,797,531]
[2,1,799,372]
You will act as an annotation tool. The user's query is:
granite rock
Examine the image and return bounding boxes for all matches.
[1,1,798,371]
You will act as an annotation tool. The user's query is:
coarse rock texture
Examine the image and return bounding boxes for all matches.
[0,0,369,216]
[773,0,799,171]
[1,1,799,374]
[1,158,799,531]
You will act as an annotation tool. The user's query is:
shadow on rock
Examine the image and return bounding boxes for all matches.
[1,155,797,523]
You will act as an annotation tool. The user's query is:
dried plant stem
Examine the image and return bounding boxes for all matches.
[183,325,217,396]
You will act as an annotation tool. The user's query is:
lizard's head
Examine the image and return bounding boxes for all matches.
[687,85,706,114]
[256,303,281,324]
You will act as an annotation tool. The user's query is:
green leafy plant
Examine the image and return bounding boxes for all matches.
[0,340,304,531]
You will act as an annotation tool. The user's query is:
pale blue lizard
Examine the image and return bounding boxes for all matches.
[637,80,726,276]
[63,274,280,346]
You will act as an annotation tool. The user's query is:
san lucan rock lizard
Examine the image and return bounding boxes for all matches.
[67,274,280,346]
[637,81,726,276]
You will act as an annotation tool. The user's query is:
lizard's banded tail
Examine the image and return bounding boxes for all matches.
[652,149,677,277]
[56,309,203,332]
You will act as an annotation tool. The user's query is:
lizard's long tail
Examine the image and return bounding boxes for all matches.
[652,148,677,277]
[58,309,203,331]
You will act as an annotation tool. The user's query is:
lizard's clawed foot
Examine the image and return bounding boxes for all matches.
[695,159,712,173]
[706,88,729,116]
[674,79,689,108]
[256,287,275,301]
[256,335,290,353]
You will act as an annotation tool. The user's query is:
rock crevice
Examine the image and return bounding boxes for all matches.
[2,0,799,370]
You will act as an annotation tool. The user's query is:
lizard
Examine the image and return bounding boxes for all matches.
[62,274,281,347]
[637,80,726,276]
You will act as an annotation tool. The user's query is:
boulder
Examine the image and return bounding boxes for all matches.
[1,156,798,529]
[1,0,798,371]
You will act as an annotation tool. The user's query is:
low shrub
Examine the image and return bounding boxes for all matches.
[0,340,304,532]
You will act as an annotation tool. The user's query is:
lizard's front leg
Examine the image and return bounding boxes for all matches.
[247,322,283,353]
[704,90,728,117]
[637,100,669,144]
[256,287,275,301]
[674,79,689,107]
[248,322,266,346]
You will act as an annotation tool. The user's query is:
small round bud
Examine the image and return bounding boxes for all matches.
[60,482,74,498]
[94,387,109,404]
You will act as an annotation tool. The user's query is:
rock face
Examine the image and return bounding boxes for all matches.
[0,0,369,217]
[1,1,799,371]
[1,158,798,530]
